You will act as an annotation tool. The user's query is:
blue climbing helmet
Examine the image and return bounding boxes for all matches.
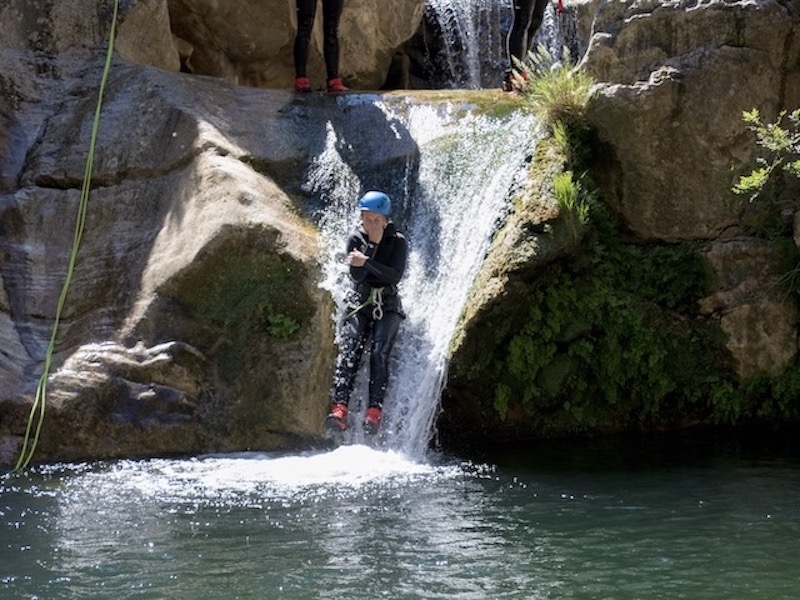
[358,190,391,216]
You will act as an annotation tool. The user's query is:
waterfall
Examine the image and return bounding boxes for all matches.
[308,98,540,459]
[421,0,511,89]
[422,0,580,89]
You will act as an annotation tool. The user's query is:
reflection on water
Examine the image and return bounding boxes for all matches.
[3,438,800,599]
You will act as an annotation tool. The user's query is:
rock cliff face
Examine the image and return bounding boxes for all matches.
[0,57,337,464]
[2,0,799,465]
[0,0,436,466]
[441,0,800,450]
[580,0,800,378]
[166,0,425,90]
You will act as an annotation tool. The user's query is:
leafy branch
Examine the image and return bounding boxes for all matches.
[734,108,800,201]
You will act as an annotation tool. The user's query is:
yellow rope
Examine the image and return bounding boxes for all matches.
[13,0,119,473]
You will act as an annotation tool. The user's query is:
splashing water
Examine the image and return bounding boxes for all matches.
[57,446,464,509]
[4,438,800,600]
[311,97,541,459]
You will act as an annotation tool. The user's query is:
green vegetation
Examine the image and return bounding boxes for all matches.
[552,170,588,243]
[464,65,800,437]
[715,367,800,424]
[267,313,301,339]
[519,50,597,244]
[733,108,800,202]
[722,107,800,424]
[182,254,305,340]
[514,47,596,133]
[164,237,311,381]
[733,108,800,292]
[488,212,724,434]
[403,89,528,120]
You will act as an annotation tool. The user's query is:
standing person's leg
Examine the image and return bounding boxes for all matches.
[507,0,536,69]
[321,0,348,92]
[526,0,549,52]
[293,0,317,92]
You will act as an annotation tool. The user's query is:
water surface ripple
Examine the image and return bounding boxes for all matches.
[2,441,800,599]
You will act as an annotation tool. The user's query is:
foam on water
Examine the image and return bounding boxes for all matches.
[38,446,466,510]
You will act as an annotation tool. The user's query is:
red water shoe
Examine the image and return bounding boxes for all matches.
[326,78,348,93]
[326,403,349,431]
[295,77,312,93]
[363,406,382,435]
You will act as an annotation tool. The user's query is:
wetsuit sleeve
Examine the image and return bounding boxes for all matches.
[347,232,369,281]
[363,234,407,286]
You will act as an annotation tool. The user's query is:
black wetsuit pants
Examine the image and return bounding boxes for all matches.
[507,0,548,65]
[294,0,344,79]
[331,308,402,409]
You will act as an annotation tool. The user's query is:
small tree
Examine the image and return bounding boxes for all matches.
[734,108,800,201]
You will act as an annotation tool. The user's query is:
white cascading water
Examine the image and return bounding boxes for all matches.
[421,0,511,89]
[424,0,579,89]
[305,0,581,461]
[311,99,540,459]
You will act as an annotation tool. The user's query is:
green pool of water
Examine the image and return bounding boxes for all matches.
[2,434,799,599]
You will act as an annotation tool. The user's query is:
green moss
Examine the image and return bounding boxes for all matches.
[396,89,529,119]
[715,366,800,424]
[488,257,727,435]
[165,233,313,381]
[180,252,307,333]
[600,241,712,312]
[478,190,800,434]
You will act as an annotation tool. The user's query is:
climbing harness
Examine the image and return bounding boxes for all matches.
[341,287,385,323]
[13,0,119,473]
[371,288,384,320]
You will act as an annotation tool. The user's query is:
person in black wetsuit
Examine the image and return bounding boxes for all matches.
[293,0,348,93]
[503,0,549,91]
[327,191,407,436]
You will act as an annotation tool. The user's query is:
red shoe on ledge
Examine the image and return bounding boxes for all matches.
[326,77,348,93]
[363,406,382,435]
[294,77,312,93]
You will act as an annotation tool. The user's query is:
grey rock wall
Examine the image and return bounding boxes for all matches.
[581,0,800,378]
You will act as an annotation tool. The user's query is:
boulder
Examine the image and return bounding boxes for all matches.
[699,238,798,378]
[166,0,425,89]
[0,58,339,464]
[580,0,800,382]
[582,0,800,241]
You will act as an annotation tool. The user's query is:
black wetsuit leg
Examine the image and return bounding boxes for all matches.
[507,0,549,66]
[331,310,371,406]
[321,0,344,80]
[367,311,402,409]
[293,0,317,78]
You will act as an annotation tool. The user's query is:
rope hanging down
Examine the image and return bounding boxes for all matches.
[13,0,120,473]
